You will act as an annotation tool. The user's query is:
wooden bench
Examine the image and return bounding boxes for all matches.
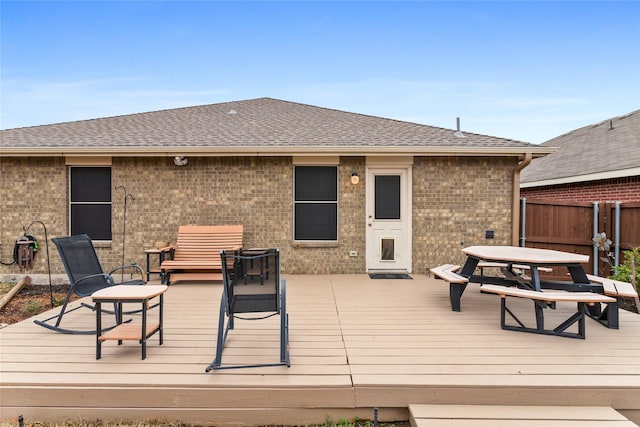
[160,225,243,285]
[480,284,616,339]
[431,264,469,312]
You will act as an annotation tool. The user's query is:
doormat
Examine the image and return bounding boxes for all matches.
[368,273,413,280]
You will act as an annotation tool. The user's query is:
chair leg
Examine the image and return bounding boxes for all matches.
[34,286,131,335]
[280,279,290,366]
[206,292,229,372]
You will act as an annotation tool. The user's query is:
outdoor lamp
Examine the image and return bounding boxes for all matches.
[174,156,188,166]
[351,171,360,185]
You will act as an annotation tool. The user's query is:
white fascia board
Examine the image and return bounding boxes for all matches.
[521,167,640,188]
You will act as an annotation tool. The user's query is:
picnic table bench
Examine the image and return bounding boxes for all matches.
[480,284,616,339]
[585,274,639,327]
[431,264,468,312]
[587,274,639,301]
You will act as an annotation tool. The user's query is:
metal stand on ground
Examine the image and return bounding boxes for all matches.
[115,185,135,283]
[23,220,53,307]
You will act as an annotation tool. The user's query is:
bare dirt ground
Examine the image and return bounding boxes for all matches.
[0,282,77,326]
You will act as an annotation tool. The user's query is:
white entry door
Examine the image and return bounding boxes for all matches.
[366,167,412,272]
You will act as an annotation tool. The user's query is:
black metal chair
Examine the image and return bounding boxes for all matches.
[34,234,146,334]
[206,248,289,371]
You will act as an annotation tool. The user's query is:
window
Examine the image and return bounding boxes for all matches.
[294,166,338,241]
[70,167,112,240]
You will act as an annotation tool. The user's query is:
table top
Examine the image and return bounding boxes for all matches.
[462,246,589,265]
[92,285,168,301]
[145,247,172,253]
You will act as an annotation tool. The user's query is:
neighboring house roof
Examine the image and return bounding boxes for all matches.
[521,109,640,187]
[1,97,550,157]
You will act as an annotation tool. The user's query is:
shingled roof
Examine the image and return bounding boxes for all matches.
[521,109,640,186]
[1,97,549,157]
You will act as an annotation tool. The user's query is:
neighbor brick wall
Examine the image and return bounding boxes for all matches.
[521,176,640,202]
[1,155,517,277]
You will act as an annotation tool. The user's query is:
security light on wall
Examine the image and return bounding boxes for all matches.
[350,171,360,185]
[174,156,188,166]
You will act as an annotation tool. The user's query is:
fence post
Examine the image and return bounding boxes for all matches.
[614,201,621,267]
[520,197,527,247]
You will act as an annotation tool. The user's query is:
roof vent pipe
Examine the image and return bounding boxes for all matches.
[454,117,465,137]
[609,120,614,130]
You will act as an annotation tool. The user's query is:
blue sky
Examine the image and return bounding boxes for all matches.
[1,1,639,144]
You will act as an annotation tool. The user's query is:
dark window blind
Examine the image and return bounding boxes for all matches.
[375,175,401,220]
[294,166,338,241]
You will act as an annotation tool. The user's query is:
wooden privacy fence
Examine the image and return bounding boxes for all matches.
[520,198,640,278]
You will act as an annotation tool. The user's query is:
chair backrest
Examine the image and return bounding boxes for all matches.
[221,249,280,314]
[174,225,243,262]
[52,234,112,296]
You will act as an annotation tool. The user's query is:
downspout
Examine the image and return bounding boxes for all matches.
[512,152,533,246]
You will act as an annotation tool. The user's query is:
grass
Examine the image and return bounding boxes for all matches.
[0,282,15,297]
[0,417,400,427]
[21,299,44,316]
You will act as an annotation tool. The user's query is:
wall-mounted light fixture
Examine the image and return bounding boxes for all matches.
[350,171,360,185]
[174,156,188,166]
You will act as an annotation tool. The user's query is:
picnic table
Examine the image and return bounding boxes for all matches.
[432,246,636,337]
[460,245,593,292]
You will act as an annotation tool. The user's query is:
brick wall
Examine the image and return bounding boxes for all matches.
[521,176,640,202]
[0,157,68,276]
[1,155,517,277]
[413,156,514,271]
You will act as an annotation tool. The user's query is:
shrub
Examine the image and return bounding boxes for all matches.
[610,247,640,293]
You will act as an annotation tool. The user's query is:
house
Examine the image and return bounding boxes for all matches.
[519,110,640,271]
[521,109,640,202]
[0,97,551,277]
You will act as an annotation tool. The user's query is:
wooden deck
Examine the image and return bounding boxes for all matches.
[1,274,639,426]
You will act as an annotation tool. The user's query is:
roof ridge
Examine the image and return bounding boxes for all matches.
[542,108,640,145]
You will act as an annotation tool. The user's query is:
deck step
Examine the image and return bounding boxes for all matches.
[408,404,635,426]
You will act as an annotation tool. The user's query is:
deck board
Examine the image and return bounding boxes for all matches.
[1,274,639,425]
[409,404,637,426]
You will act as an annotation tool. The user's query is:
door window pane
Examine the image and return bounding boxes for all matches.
[375,175,400,219]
